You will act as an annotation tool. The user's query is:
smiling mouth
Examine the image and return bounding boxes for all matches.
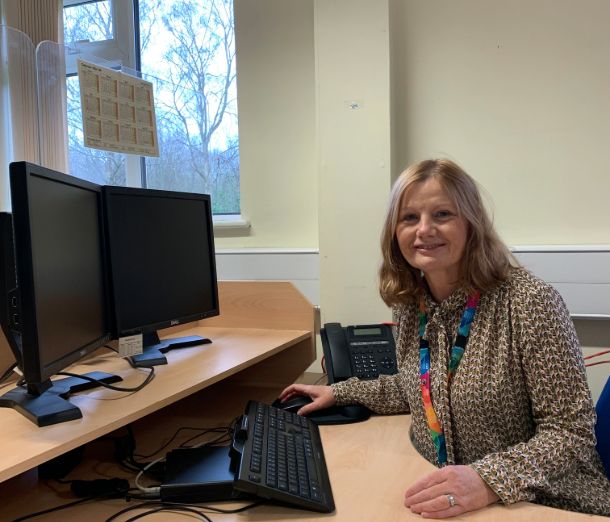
[415,243,445,251]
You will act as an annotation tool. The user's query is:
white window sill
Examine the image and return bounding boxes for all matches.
[213,214,251,236]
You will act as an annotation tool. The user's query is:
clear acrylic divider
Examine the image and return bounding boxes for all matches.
[0,25,37,211]
[35,41,127,186]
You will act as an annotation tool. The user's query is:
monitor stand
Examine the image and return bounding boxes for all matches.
[0,371,122,427]
[129,331,212,368]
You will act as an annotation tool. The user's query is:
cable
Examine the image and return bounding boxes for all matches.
[583,349,610,368]
[0,362,17,385]
[11,497,94,522]
[114,425,143,471]
[121,425,151,472]
[584,349,610,360]
[135,425,231,459]
[57,367,155,393]
[11,489,129,522]
[121,505,213,522]
[586,360,610,367]
[179,426,232,449]
[134,455,164,496]
[105,500,264,522]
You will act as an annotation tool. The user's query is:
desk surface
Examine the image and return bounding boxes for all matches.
[0,326,311,482]
[0,281,316,483]
[0,282,605,521]
[317,415,608,522]
[1,408,605,522]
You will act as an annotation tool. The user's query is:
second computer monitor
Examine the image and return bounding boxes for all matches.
[103,186,219,366]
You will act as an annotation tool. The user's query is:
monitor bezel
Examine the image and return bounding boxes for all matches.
[102,186,220,339]
[9,161,113,388]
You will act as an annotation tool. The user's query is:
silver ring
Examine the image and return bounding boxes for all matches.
[446,494,457,508]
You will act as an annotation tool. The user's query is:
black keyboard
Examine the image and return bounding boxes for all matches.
[230,400,335,513]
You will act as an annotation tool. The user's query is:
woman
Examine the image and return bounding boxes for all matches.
[280,159,610,518]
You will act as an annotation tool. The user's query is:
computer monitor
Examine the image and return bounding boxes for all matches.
[0,162,121,426]
[0,212,22,368]
[102,186,219,367]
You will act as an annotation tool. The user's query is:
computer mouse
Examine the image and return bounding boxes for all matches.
[271,395,313,414]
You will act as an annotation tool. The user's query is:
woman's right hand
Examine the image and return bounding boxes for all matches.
[278,383,336,416]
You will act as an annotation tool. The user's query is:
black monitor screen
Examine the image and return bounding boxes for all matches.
[103,187,219,337]
[9,162,111,385]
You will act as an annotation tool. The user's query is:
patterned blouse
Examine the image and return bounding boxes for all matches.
[332,268,610,515]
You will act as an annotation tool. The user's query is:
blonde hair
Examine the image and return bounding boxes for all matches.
[379,159,517,306]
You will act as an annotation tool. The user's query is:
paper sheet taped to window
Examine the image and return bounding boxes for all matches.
[77,59,159,157]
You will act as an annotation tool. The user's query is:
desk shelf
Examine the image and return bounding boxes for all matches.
[0,281,315,483]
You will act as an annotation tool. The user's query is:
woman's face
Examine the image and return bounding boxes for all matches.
[395,177,468,285]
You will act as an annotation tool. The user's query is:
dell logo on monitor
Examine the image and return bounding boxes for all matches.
[170,320,179,326]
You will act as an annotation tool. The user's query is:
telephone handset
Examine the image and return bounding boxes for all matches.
[321,322,397,384]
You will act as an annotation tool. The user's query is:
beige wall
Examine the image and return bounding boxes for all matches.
[389,0,610,399]
[3,2,607,393]
[229,0,393,326]
[229,0,610,395]
[315,0,392,326]
[390,0,610,246]
[225,0,318,249]
[231,0,610,274]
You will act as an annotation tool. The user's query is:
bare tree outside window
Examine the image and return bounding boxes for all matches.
[64,0,114,42]
[63,0,240,214]
[64,1,127,186]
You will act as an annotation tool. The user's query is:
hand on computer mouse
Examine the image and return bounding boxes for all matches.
[278,383,336,416]
[272,395,313,414]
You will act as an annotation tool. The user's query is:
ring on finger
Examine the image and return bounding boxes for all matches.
[445,494,457,508]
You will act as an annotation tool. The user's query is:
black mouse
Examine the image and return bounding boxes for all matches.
[271,395,313,414]
[271,397,371,425]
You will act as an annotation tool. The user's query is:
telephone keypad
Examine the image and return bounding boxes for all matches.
[350,343,396,379]
[322,322,398,385]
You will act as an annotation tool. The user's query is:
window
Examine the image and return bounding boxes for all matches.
[62,0,240,215]
[64,0,114,43]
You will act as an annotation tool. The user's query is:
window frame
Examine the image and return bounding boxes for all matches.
[62,0,247,229]
[63,0,135,71]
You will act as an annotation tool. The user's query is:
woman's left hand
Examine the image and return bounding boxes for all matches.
[404,465,499,518]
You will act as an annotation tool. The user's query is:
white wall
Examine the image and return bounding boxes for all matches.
[390,0,610,246]
[228,0,394,368]
[388,0,610,400]
[315,0,392,327]
[215,249,319,307]
[227,0,318,249]
[226,0,610,396]
[2,2,606,395]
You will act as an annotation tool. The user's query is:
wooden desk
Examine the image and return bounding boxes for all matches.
[0,282,605,521]
[1,402,606,521]
[0,281,314,481]
[317,416,608,522]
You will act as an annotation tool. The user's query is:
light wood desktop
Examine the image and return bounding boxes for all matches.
[0,282,606,521]
[0,281,315,483]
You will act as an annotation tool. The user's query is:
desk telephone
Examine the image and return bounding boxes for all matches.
[273,323,398,425]
[321,322,398,384]
[293,322,398,426]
